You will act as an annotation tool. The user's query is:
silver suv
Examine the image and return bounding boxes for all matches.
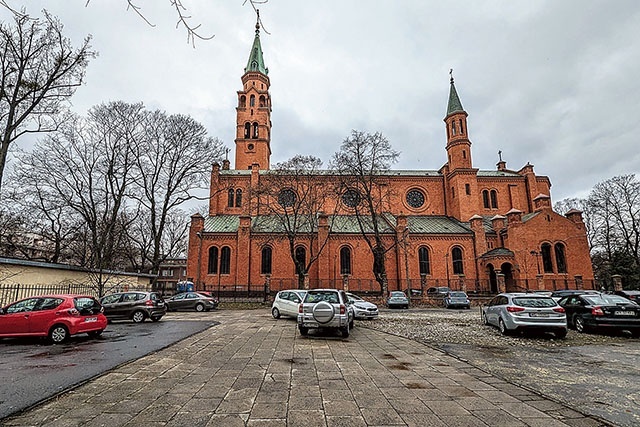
[297,289,354,338]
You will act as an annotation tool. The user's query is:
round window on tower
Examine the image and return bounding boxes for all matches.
[247,143,254,151]
[406,189,425,209]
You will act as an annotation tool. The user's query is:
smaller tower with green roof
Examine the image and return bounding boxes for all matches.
[444,70,472,170]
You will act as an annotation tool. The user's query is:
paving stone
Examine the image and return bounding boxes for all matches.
[2,311,610,427]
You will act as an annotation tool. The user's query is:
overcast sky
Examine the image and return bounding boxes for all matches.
[3,0,640,202]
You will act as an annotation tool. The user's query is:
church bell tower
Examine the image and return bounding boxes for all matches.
[234,13,272,170]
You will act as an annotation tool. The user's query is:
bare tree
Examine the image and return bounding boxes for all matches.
[588,175,640,278]
[129,110,224,285]
[330,130,400,294]
[0,206,24,257]
[0,9,95,193]
[253,155,336,289]
[11,102,142,294]
[81,0,270,47]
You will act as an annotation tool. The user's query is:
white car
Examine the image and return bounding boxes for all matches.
[482,293,567,338]
[346,292,379,319]
[271,290,307,319]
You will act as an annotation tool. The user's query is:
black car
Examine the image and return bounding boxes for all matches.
[558,293,640,335]
[165,292,218,312]
[550,289,599,301]
[100,291,166,323]
[613,289,640,304]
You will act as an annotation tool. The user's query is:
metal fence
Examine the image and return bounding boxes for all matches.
[0,283,151,307]
[1,276,603,307]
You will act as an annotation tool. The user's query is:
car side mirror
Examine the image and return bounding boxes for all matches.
[0,308,4,315]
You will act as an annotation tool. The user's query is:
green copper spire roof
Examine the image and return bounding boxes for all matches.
[446,72,464,116]
[244,14,268,75]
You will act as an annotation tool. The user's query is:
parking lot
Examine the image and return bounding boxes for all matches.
[366,307,640,427]
[1,306,638,426]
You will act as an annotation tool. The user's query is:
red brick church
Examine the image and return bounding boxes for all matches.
[186,20,594,294]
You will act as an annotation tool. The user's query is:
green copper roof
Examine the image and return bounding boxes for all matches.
[446,78,464,116]
[244,22,268,75]
[203,215,240,233]
[407,216,472,234]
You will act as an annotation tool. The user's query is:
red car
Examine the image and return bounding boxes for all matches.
[0,294,107,343]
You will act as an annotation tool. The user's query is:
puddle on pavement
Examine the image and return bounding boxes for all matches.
[382,353,397,360]
[406,382,428,389]
[389,362,412,371]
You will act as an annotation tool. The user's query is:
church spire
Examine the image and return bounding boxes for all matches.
[244,11,268,75]
[444,70,472,171]
[446,69,464,116]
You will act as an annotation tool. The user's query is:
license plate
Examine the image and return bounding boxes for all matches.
[614,311,636,316]
[85,317,98,322]
[529,312,549,317]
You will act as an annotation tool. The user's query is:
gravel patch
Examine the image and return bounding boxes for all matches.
[358,308,633,348]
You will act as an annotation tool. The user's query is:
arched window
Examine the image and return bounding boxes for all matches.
[541,243,553,273]
[259,95,266,107]
[418,247,430,275]
[555,243,567,273]
[459,119,464,134]
[261,246,272,275]
[452,247,464,275]
[207,247,218,274]
[452,121,457,136]
[227,189,234,207]
[244,122,251,138]
[250,95,255,107]
[340,246,351,275]
[239,95,246,108]
[252,122,259,139]
[490,190,498,209]
[220,247,231,274]
[465,183,471,195]
[235,189,242,207]
[462,150,467,159]
[482,190,490,208]
[295,246,306,275]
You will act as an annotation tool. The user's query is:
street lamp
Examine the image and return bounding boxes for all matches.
[196,232,203,289]
[445,252,450,287]
[530,250,541,275]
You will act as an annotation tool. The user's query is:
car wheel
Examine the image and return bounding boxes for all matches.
[195,303,205,312]
[555,329,567,339]
[298,326,308,336]
[574,316,588,333]
[88,330,103,338]
[151,316,162,322]
[498,318,510,336]
[341,325,350,338]
[131,310,146,323]
[49,325,69,344]
[272,307,281,319]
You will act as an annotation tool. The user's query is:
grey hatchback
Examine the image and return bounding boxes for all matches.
[100,291,166,323]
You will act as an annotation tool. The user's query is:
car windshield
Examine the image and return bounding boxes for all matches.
[584,294,634,305]
[348,294,363,301]
[449,292,467,298]
[513,297,557,308]
[390,292,405,297]
[306,291,339,304]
